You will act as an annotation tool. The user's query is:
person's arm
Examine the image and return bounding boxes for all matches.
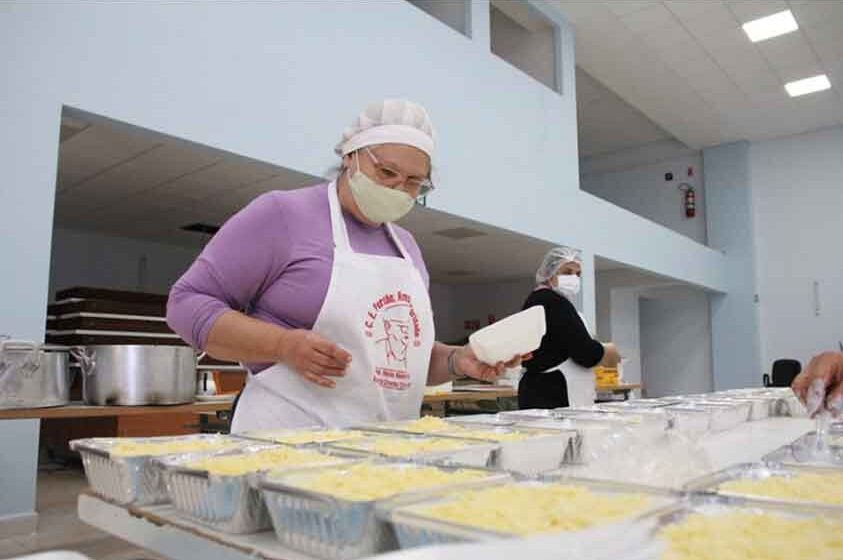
[205,310,350,388]
[426,341,527,386]
[556,298,605,368]
[167,193,287,352]
[792,351,843,417]
[167,192,350,387]
[598,343,621,368]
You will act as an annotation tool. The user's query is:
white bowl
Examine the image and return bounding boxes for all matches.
[468,306,546,365]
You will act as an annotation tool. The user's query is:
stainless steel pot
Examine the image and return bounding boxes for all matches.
[0,338,74,409]
[71,345,197,406]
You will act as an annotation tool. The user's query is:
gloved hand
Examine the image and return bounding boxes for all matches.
[791,351,843,417]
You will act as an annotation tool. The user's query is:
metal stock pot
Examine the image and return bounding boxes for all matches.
[0,338,74,409]
[71,345,197,406]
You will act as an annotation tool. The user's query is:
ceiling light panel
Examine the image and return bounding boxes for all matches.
[785,74,832,97]
[742,10,798,43]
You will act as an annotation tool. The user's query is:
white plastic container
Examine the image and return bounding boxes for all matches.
[468,306,545,365]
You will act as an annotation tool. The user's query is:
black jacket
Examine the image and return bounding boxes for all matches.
[521,288,604,374]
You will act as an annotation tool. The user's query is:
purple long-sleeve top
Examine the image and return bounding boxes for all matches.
[167,182,429,373]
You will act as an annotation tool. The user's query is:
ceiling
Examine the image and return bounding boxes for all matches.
[54,110,566,285]
[559,0,843,149]
[576,67,675,157]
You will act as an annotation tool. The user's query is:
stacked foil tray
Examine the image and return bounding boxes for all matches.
[258,462,510,560]
[158,443,357,534]
[70,434,243,506]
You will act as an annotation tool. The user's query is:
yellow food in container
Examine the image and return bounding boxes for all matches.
[396,416,454,433]
[393,416,530,442]
[718,472,843,506]
[245,429,368,445]
[342,435,476,457]
[662,511,843,560]
[287,463,487,501]
[109,438,238,457]
[186,447,341,476]
[411,484,652,536]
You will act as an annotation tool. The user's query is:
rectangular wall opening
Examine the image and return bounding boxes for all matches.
[490,0,559,92]
[406,0,470,37]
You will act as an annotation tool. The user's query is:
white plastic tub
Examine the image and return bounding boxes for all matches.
[468,306,545,365]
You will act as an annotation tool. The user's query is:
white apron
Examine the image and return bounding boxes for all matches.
[231,182,435,432]
[545,310,597,408]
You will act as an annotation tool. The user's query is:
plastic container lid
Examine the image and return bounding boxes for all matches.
[468,306,546,365]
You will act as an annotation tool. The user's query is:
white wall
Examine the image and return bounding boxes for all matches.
[581,154,707,244]
[0,1,729,344]
[639,286,714,397]
[704,141,762,390]
[0,0,727,524]
[750,125,843,371]
[49,227,200,301]
[430,278,535,343]
[596,268,683,389]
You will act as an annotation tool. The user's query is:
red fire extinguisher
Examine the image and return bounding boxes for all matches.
[678,183,696,218]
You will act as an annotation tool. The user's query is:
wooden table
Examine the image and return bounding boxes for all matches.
[595,383,642,402]
[0,400,234,420]
[423,388,518,416]
[0,391,519,420]
[423,388,517,403]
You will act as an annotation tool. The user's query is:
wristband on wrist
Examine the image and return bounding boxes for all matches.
[447,349,462,378]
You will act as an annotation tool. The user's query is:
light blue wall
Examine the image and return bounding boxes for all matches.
[0,420,39,519]
[0,0,730,522]
[639,286,714,397]
[0,2,726,342]
[704,142,762,389]
[581,153,707,245]
[750,125,843,371]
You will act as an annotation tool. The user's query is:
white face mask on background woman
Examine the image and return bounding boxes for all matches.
[347,153,415,224]
[553,273,581,299]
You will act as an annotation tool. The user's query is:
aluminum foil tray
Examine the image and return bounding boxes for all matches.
[385,479,676,550]
[513,416,652,465]
[719,396,775,420]
[70,434,241,505]
[325,434,499,468]
[159,444,353,534]
[498,408,565,422]
[684,462,843,510]
[457,426,575,475]
[258,462,509,560]
[640,494,843,557]
[763,432,843,468]
[444,414,516,427]
[598,399,680,410]
[354,422,575,476]
[774,393,808,417]
[664,402,749,433]
[238,428,373,447]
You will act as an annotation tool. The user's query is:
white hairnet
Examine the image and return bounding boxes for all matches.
[535,246,582,284]
[335,99,435,158]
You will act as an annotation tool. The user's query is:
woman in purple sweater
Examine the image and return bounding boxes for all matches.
[167,99,525,432]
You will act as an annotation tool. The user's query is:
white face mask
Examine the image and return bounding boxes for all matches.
[553,274,581,299]
[346,153,415,224]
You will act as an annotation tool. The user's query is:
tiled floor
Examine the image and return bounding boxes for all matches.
[0,469,162,560]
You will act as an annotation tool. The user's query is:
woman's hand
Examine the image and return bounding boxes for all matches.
[278,329,352,388]
[600,342,621,368]
[792,351,843,417]
[453,345,531,383]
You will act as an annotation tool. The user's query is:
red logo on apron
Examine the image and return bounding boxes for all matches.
[364,291,422,391]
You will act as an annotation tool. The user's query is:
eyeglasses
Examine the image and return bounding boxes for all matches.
[363,148,435,198]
